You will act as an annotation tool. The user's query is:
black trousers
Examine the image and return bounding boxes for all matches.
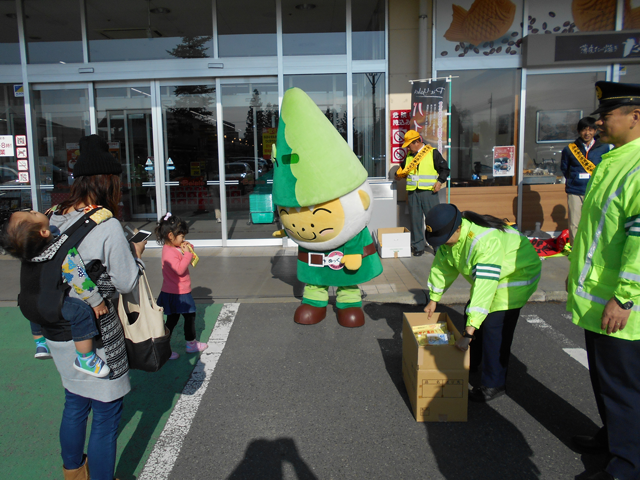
[469,307,521,389]
[585,329,640,479]
[166,312,196,342]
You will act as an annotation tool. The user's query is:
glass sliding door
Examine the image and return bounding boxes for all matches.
[95,85,155,225]
[220,80,279,240]
[32,85,91,212]
[160,82,221,240]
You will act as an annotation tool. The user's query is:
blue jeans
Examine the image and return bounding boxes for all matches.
[62,297,100,342]
[60,389,124,480]
[29,297,98,341]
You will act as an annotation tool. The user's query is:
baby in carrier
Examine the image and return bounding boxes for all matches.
[0,209,110,378]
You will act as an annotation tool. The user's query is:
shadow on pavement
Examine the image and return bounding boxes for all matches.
[227,438,317,480]
[270,255,304,298]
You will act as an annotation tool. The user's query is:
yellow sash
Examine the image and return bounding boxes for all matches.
[396,144,433,179]
[569,143,596,175]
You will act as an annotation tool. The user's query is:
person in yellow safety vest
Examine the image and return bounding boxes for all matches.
[567,81,640,480]
[394,130,450,257]
[423,203,541,402]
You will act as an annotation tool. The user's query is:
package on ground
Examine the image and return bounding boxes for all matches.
[402,312,470,422]
[376,227,411,258]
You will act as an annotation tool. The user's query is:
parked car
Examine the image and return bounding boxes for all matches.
[214,162,255,195]
[226,157,270,175]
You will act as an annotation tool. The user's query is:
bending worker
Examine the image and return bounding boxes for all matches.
[395,130,450,257]
[423,204,541,402]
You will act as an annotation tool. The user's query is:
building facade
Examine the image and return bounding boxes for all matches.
[0,0,638,245]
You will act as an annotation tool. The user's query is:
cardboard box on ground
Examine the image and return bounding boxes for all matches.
[375,227,411,258]
[402,312,470,422]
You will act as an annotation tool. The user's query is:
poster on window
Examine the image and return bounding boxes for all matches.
[390,109,410,164]
[435,0,524,60]
[493,146,515,177]
[410,80,449,158]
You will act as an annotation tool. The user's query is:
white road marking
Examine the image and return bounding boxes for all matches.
[138,303,239,480]
[523,315,588,369]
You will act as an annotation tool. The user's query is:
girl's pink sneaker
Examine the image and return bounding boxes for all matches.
[169,351,180,360]
[186,340,208,353]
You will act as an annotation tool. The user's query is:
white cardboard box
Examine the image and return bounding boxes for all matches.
[376,227,411,258]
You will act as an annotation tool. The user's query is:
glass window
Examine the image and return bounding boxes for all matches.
[95,86,155,224]
[524,71,606,182]
[24,0,83,64]
[0,8,20,65]
[352,0,385,60]
[161,83,221,239]
[435,0,523,59]
[32,87,90,212]
[284,74,347,141]
[0,84,28,216]
[217,0,276,57]
[440,69,519,187]
[622,64,640,83]
[282,0,346,55]
[87,0,213,62]
[221,81,279,240]
[353,73,385,177]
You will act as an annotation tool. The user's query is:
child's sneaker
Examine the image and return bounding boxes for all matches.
[34,343,52,360]
[169,351,180,360]
[73,352,110,378]
[185,340,208,353]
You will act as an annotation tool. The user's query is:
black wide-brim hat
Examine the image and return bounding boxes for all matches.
[425,203,462,247]
[591,81,640,115]
[73,134,122,177]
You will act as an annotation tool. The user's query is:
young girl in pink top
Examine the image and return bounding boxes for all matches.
[154,213,207,359]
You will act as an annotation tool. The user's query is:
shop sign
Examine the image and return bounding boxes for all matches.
[262,127,277,159]
[15,135,26,147]
[390,109,410,164]
[410,80,450,159]
[0,135,14,157]
[555,32,640,62]
[18,172,29,183]
[17,160,28,171]
[190,162,201,176]
[493,146,515,177]
[16,147,27,159]
[13,85,23,98]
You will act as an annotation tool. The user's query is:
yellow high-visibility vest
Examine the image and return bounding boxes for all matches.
[405,147,438,191]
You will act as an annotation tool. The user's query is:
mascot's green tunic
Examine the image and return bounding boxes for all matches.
[271,87,383,327]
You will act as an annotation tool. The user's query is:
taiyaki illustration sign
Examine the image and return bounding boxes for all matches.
[435,0,524,60]
[410,80,449,158]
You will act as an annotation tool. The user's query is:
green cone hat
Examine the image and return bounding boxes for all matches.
[272,87,368,208]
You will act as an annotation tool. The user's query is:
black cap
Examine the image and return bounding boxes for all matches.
[73,134,122,177]
[592,81,640,115]
[425,204,462,247]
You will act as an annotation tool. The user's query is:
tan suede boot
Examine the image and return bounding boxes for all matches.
[63,454,90,480]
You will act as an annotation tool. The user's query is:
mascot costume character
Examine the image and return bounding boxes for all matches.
[272,88,383,328]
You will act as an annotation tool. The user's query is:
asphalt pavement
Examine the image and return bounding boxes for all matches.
[1,245,603,480]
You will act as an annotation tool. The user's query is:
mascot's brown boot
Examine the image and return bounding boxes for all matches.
[337,307,365,328]
[294,304,326,325]
[63,454,89,480]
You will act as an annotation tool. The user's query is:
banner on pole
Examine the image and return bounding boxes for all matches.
[410,80,449,159]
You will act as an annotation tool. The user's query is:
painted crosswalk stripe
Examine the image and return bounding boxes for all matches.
[523,315,589,369]
[138,303,239,480]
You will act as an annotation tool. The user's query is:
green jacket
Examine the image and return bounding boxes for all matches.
[296,227,383,287]
[428,218,541,328]
[567,136,640,340]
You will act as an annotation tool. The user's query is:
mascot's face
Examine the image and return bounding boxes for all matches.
[279,198,345,244]
[276,180,373,252]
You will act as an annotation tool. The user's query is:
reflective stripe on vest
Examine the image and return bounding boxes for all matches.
[406,148,438,191]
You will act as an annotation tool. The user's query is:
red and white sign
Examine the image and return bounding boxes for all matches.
[390,109,411,164]
[16,147,27,159]
[15,135,27,147]
[18,172,29,183]
[0,135,14,157]
[17,160,28,171]
[493,146,516,178]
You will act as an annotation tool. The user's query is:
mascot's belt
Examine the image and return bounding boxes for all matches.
[298,243,377,268]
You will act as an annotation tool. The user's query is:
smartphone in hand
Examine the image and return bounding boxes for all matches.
[129,229,151,243]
